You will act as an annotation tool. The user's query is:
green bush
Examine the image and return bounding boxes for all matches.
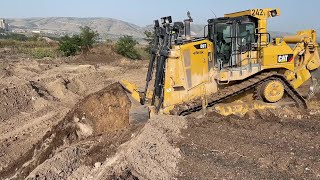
[58,26,99,57]
[58,35,81,56]
[80,26,99,51]
[115,35,140,60]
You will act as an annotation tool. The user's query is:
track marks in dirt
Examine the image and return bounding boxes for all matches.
[0,111,58,141]
[178,109,320,179]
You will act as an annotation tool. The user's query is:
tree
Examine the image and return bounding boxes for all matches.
[115,35,140,60]
[79,26,99,51]
[58,26,99,57]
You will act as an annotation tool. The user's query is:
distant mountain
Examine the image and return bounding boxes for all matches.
[7,17,145,40]
[5,17,320,42]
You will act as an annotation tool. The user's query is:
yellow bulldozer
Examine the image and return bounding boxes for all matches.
[122,8,320,116]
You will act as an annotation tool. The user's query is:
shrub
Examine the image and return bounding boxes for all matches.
[58,35,81,56]
[115,35,140,60]
[58,26,99,56]
[79,26,99,51]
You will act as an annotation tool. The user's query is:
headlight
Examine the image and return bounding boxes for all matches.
[154,20,159,27]
[161,17,166,24]
[166,16,172,23]
[270,9,277,17]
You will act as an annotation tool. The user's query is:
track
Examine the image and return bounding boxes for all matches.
[170,72,308,116]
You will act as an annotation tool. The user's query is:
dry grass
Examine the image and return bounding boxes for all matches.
[0,39,60,59]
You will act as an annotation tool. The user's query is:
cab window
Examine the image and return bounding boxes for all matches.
[215,23,232,65]
[237,23,255,45]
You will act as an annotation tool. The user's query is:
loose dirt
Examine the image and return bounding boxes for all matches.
[0,48,319,179]
[0,49,148,179]
[26,115,186,180]
[178,106,320,179]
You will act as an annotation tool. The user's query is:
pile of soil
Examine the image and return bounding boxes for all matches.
[0,83,132,179]
[71,44,124,65]
[25,115,186,180]
[0,83,37,121]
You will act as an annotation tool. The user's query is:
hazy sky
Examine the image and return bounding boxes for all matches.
[0,0,319,32]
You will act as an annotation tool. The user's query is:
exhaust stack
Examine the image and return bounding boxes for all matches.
[184,11,193,41]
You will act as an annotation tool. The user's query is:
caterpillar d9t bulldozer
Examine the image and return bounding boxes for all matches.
[122,8,320,116]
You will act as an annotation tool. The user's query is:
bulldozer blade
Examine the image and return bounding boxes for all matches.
[120,80,142,103]
[307,68,320,99]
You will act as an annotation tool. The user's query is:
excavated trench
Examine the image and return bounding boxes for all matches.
[0,83,132,179]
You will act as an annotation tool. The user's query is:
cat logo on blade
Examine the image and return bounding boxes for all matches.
[277,54,294,63]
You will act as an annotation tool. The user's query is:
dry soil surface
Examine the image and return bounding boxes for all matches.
[0,51,319,180]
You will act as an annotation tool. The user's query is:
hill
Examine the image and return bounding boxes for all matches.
[5,17,320,42]
[7,17,145,40]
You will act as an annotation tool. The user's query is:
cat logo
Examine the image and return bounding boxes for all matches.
[277,54,293,63]
[194,43,207,49]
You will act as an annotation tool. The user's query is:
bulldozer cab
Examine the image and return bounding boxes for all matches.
[206,8,281,82]
[208,16,258,70]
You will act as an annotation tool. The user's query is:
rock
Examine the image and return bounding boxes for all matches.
[73,117,80,123]
[94,162,102,168]
[76,123,93,137]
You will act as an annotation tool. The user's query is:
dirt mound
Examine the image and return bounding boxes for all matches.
[0,82,131,179]
[86,115,186,180]
[68,82,131,135]
[26,115,186,180]
[71,44,124,65]
[0,83,38,122]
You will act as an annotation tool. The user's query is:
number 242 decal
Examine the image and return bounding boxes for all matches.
[251,9,265,16]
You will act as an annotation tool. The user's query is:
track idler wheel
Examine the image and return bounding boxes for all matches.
[260,80,285,103]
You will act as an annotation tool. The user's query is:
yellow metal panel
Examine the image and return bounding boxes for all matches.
[261,42,295,71]
[307,50,320,70]
[162,40,217,110]
[240,51,258,66]
[283,35,308,43]
[291,67,311,89]
[224,8,280,19]
[120,80,141,102]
